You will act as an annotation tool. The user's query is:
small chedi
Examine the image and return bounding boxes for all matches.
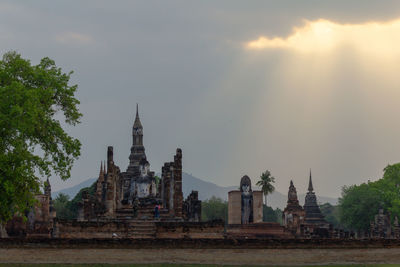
[302,171,330,237]
[282,180,305,235]
[370,208,400,239]
[282,171,330,238]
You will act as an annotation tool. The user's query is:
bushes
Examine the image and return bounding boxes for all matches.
[338,163,400,231]
[53,182,96,220]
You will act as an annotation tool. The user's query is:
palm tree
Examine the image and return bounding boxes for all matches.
[256,170,275,207]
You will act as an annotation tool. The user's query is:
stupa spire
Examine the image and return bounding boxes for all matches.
[308,169,314,192]
[98,161,105,182]
[133,103,142,129]
[128,104,147,172]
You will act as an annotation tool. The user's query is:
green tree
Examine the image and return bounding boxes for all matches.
[320,202,341,229]
[65,182,96,219]
[201,196,228,222]
[53,182,96,220]
[256,170,275,206]
[0,51,81,223]
[377,163,400,217]
[338,163,400,231]
[53,193,74,220]
[262,205,282,224]
[338,183,383,231]
[154,175,161,188]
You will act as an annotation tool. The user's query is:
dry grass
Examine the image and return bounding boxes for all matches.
[1,249,400,266]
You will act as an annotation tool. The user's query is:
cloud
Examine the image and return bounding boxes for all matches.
[55,32,94,45]
[246,18,400,56]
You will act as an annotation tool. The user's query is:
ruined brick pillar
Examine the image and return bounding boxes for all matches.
[169,165,174,216]
[96,161,105,203]
[173,148,183,218]
[162,163,170,210]
[105,146,116,217]
[160,148,183,219]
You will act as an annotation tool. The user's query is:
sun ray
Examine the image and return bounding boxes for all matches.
[246,18,400,57]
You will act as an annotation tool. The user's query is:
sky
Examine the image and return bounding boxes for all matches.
[1,0,400,198]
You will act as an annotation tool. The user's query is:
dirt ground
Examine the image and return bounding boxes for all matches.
[1,248,400,265]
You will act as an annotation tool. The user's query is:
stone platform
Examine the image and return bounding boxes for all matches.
[227,222,294,239]
[51,219,224,239]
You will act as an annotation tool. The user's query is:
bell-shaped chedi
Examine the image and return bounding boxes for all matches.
[303,170,327,225]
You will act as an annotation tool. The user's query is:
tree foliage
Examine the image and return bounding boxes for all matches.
[53,182,96,220]
[201,196,228,222]
[0,51,81,222]
[338,163,400,231]
[53,193,74,220]
[256,170,275,206]
[263,205,282,224]
[320,202,341,229]
[201,196,283,225]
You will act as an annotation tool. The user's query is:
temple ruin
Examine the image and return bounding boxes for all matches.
[3,107,400,241]
[78,105,189,222]
[282,180,305,235]
[282,172,330,238]
[227,175,291,238]
[228,175,263,225]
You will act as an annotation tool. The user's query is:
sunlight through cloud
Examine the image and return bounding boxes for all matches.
[246,19,400,56]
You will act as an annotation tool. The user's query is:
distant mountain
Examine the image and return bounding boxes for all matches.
[53,172,337,209]
[182,173,337,209]
[182,173,237,201]
[52,178,97,199]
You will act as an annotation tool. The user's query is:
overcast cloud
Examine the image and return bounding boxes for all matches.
[2,0,400,198]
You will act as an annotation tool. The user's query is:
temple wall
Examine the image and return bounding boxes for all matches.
[227,222,294,239]
[155,221,224,239]
[52,220,224,239]
[32,195,50,223]
[228,191,241,225]
[252,191,263,223]
[54,220,141,239]
[6,194,54,238]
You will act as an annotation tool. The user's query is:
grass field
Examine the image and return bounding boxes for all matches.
[2,248,400,266]
[1,264,400,267]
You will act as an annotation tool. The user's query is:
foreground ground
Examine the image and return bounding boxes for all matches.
[1,248,400,265]
[0,265,399,267]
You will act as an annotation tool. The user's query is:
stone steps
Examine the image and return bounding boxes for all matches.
[127,222,157,238]
[115,207,171,221]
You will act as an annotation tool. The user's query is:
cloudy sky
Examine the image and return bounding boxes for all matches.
[2,1,400,198]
